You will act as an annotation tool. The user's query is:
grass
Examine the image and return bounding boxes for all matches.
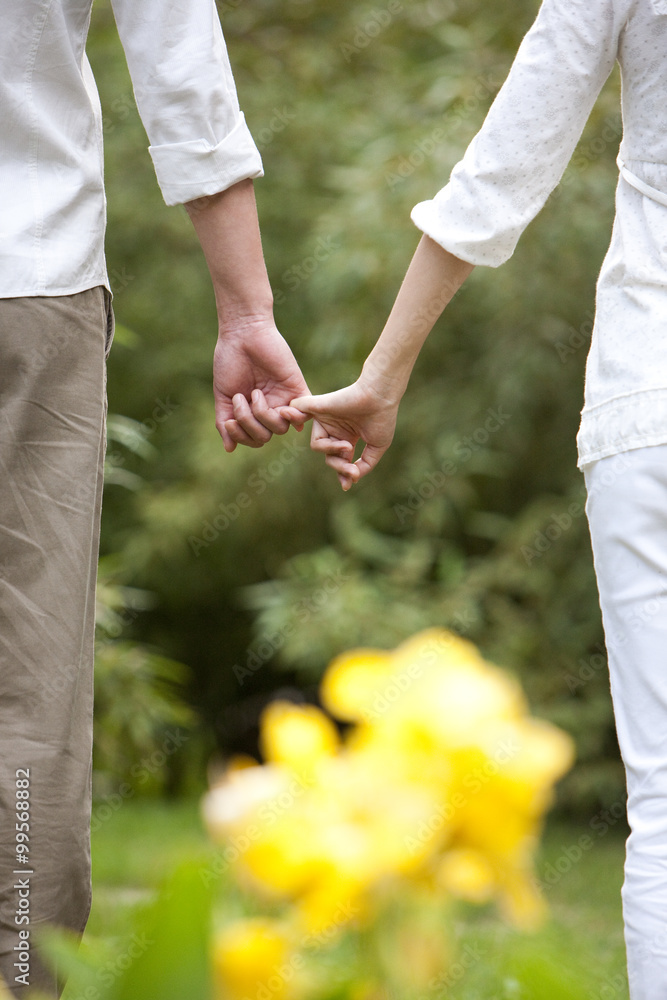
[64,798,629,1000]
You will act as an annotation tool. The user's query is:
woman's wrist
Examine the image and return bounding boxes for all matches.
[358,355,411,406]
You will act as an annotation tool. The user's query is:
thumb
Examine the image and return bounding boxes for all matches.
[290,390,344,415]
[278,404,311,425]
[355,442,387,480]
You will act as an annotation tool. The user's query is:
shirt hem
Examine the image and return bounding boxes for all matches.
[576,387,667,468]
[0,277,111,299]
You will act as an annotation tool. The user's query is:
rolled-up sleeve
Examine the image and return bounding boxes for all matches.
[411,0,626,266]
[110,0,263,205]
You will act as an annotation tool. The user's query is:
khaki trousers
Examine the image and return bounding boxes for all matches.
[0,287,112,997]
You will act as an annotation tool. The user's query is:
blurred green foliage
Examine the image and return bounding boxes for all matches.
[40,803,628,1000]
[89,0,625,815]
[93,554,199,798]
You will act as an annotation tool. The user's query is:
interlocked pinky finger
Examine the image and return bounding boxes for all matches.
[324,452,361,482]
[250,389,291,435]
[310,420,354,457]
[231,393,273,445]
[310,436,355,457]
[225,418,264,448]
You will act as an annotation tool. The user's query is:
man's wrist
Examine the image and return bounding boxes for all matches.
[216,308,277,340]
[185,178,277,336]
[214,287,275,332]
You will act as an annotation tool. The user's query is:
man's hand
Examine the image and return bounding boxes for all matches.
[184,179,309,452]
[290,375,400,490]
[215,318,309,451]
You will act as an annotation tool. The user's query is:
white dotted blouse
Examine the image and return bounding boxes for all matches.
[411,0,667,469]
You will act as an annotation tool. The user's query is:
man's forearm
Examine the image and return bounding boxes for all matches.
[184,178,274,333]
[361,235,474,399]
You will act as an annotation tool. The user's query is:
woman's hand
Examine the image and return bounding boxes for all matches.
[279,242,473,486]
[288,374,401,490]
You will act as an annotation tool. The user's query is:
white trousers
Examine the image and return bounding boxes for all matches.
[584,444,667,1000]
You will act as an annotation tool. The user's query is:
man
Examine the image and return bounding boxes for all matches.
[0,1,307,995]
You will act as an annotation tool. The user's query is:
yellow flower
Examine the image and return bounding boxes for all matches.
[226,752,261,772]
[201,762,293,840]
[240,800,328,898]
[294,874,371,939]
[203,627,576,944]
[321,629,527,754]
[388,655,527,752]
[498,867,549,930]
[212,916,295,1000]
[320,649,394,722]
[259,700,339,774]
[436,848,496,903]
[390,628,487,675]
[497,718,576,796]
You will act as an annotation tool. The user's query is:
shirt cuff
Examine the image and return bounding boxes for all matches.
[410,195,514,269]
[149,113,264,206]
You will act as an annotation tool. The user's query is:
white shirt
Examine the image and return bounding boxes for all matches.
[411,0,667,469]
[0,0,263,298]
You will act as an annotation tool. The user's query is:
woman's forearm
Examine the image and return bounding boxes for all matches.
[360,235,475,399]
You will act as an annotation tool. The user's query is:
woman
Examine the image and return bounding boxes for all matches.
[227,0,667,995]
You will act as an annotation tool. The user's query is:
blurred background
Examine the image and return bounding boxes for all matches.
[90,0,623,818]
[75,0,630,994]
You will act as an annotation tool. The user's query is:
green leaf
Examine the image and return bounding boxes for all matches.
[113,856,218,1000]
